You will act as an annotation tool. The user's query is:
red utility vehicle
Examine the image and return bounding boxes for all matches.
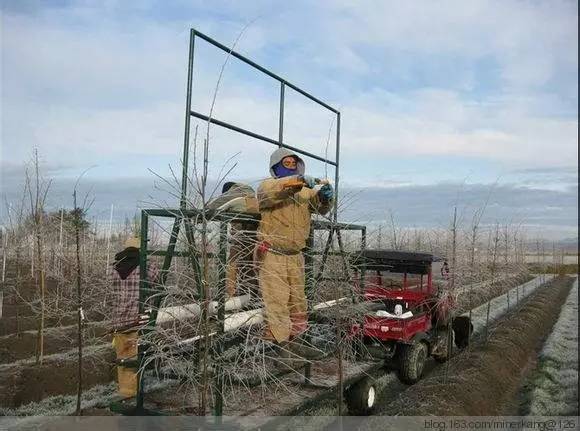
[351,250,472,384]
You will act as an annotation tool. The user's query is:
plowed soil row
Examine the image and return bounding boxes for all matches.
[0,321,110,364]
[0,344,115,409]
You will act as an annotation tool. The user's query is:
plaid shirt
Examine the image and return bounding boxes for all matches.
[110,263,159,331]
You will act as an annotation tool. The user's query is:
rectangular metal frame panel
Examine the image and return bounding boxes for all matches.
[181,28,341,217]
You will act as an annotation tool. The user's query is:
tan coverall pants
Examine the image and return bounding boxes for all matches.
[112,331,138,397]
[259,251,308,343]
[226,243,257,297]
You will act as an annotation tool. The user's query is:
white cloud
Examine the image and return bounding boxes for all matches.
[1,0,577,183]
[340,88,577,167]
[322,0,577,89]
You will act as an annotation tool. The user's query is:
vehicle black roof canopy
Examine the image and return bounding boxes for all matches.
[353,249,442,275]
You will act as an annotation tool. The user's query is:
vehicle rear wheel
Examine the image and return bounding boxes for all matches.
[345,376,377,415]
[398,341,427,384]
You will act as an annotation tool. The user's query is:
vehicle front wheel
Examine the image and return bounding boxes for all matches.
[398,341,428,384]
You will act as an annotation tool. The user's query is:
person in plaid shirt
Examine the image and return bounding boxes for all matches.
[110,237,158,398]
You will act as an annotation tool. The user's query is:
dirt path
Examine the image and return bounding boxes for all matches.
[367,275,575,418]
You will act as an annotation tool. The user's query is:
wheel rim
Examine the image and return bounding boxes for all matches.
[367,386,376,408]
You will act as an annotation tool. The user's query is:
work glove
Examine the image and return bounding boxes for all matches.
[298,175,317,189]
[318,183,334,202]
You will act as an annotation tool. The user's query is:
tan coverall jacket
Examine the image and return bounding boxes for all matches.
[257,176,331,342]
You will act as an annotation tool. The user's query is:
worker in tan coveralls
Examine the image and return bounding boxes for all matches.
[256,148,334,356]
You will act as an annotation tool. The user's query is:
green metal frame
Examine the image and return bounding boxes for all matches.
[117,208,366,416]
[112,27,369,416]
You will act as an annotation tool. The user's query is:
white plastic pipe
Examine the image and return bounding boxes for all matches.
[170,297,350,348]
[156,294,251,324]
[176,308,264,346]
[312,297,350,310]
[158,294,349,325]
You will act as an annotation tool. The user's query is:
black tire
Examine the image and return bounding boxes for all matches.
[345,377,378,415]
[453,316,473,349]
[398,341,428,384]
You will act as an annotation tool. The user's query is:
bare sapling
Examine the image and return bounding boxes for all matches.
[467,208,482,347]
[444,206,458,381]
[503,224,510,310]
[25,149,52,364]
[484,223,501,343]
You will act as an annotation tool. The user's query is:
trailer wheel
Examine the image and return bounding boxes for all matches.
[345,377,377,415]
[398,341,427,384]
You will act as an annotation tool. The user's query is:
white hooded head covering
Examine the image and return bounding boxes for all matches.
[269,147,305,178]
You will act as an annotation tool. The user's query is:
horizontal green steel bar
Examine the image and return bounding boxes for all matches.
[192,29,339,115]
[143,208,258,221]
[310,251,358,256]
[190,110,337,166]
[147,250,215,258]
[142,208,365,231]
[312,220,366,231]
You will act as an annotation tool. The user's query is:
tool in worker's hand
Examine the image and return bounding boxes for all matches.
[281,175,330,191]
[282,178,307,190]
[298,175,330,188]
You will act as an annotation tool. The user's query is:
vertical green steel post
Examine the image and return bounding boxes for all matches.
[333,112,340,221]
[303,229,315,382]
[149,217,181,326]
[360,227,367,292]
[304,229,315,299]
[183,217,203,382]
[184,218,203,300]
[278,82,285,146]
[181,29,196,209]
[315,226,334,286]
[213,221,228,418]
[136,211,149,411]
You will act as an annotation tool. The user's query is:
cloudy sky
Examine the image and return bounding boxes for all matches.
[1,1,578,239]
